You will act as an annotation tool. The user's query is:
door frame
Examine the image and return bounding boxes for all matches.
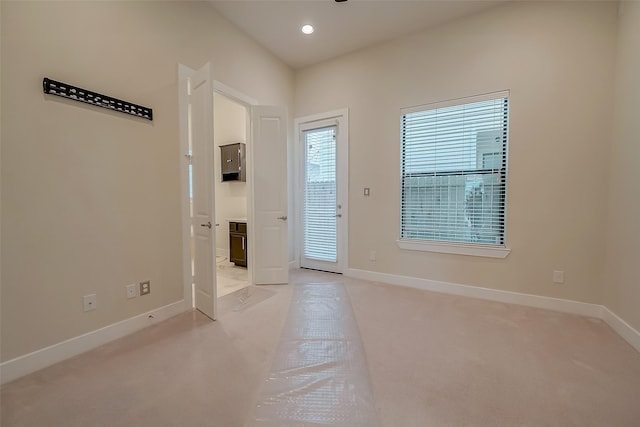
[294,108,349,273]
[213,83,258,289]
[178,63,258,310]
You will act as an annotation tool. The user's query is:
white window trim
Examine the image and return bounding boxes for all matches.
[401,90,510,115]
[397,239,511,258]
[399,90,511,258]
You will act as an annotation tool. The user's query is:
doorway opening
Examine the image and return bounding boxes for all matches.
[179,62,290,318]
[212,92,250,297]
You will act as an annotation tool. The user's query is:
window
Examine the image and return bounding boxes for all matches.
[399,91,509,256]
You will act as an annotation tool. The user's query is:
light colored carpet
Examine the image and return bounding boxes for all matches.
[2,269,640,426]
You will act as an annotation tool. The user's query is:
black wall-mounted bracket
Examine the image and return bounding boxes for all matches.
[43,78,153,121]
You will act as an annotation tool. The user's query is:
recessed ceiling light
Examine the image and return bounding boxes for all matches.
[301,24,314,35]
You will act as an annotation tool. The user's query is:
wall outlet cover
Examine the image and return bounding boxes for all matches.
[140,280,151,296]
[83,294,97,312]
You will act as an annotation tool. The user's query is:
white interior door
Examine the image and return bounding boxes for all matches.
[297,111,348,274]
[190,63,217,320]
[251,106,288,284]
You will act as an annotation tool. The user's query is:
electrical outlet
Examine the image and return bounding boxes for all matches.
[553,270,565,284]
[126,283,137,299]
[83,294,97,311]
[140,280,151,296]
[369,250,376,261]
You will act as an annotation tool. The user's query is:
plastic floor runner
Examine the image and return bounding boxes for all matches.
[252,282,379,427]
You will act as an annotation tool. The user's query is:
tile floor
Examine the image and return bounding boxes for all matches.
[216,257,249,297]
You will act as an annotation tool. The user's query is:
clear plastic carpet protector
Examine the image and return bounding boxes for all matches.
[252,282,379,426]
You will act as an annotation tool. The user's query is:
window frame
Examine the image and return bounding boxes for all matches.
[397,91,511,259]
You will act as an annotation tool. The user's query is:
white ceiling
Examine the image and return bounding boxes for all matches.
[209,0,505,69]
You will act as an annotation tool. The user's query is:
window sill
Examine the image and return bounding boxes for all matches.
[396,239,511,259]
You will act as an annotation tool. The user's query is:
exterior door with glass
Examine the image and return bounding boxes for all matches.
[299,112,348,273]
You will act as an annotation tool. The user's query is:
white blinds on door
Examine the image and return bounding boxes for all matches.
[303,126,337,262]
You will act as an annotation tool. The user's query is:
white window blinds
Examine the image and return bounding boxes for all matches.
[400,92,509,246]
[303,126,337,262]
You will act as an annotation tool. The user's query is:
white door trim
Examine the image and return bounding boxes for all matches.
[294,108,349,273]
[178,63,195,310]
[214,81,258,107]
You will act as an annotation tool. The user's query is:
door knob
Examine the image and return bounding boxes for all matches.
[200,221,212,229]
[277,216,288,221]
[335,214,342,218]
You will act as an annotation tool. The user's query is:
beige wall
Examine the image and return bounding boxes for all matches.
[604,1,640,332]
[213,93,247,257]
[0,1,293,362]
[295,1,617,303]
[2,0,636,366]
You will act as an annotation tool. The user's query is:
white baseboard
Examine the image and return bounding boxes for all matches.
[345,268,640,352]
[346,268,603,317]
[3,269,639,386]
[0,300,186,385]
[601,306,640,352]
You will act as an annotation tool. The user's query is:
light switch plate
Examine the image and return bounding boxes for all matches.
[553,270,565,284]
[126,283,137,299]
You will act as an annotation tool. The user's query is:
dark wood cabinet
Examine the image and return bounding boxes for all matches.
[220,143,246,182]
[229,221,247,267]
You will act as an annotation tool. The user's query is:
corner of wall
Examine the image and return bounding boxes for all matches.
[602,0,640,334]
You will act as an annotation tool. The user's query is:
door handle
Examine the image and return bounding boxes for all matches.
[200,221,212,229]
[277,216,288,221]
[335,214,342,218]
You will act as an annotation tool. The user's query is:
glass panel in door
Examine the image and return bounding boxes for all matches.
[302,126,338,269]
